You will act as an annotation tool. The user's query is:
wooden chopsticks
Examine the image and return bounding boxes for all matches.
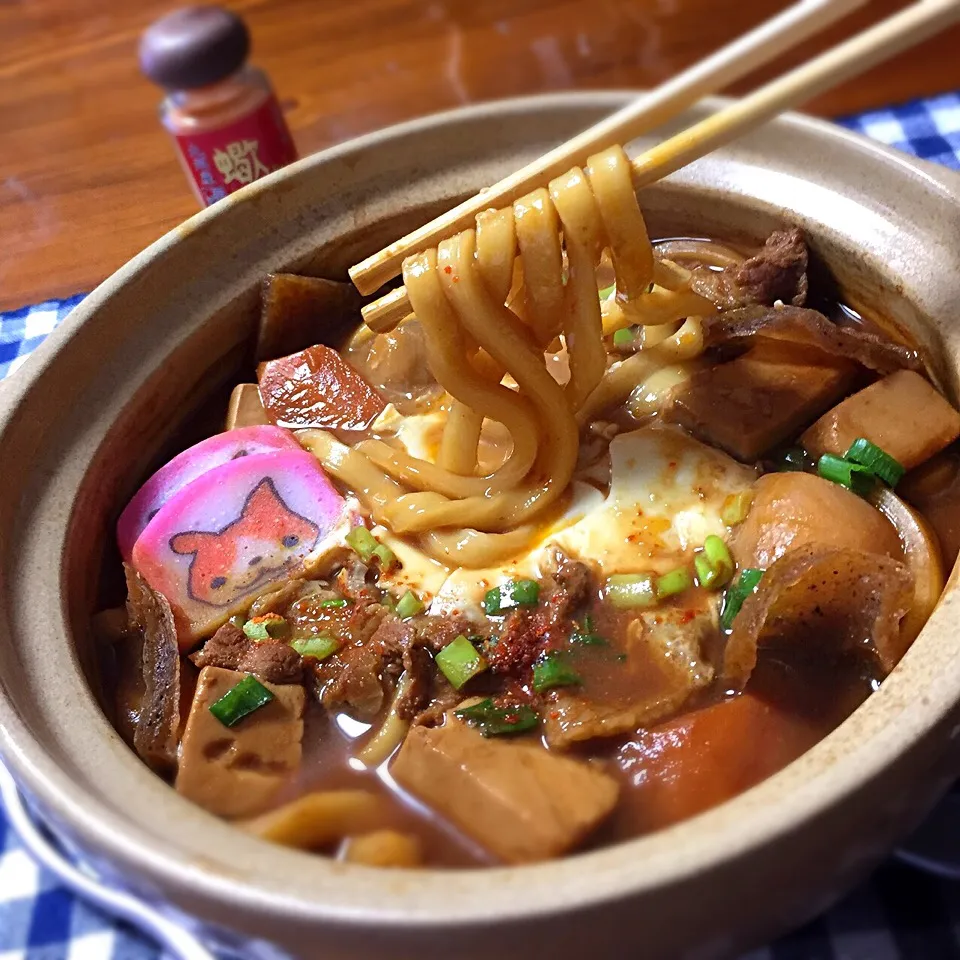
[352,0,960,333]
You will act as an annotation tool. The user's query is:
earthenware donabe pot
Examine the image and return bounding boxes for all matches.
[1,93,959,960]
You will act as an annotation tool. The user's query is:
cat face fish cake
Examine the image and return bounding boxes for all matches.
[131,449,347,648]
[117,425,301,560]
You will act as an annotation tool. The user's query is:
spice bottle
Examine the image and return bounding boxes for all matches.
[139,5,298,206]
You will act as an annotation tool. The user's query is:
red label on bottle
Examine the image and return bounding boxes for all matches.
[173,96,298,206]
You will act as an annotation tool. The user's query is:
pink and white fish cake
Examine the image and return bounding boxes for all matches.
[131,449,346,648]
[117,425,301,560]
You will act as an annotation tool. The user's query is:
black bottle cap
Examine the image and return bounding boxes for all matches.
[139,6,250,90]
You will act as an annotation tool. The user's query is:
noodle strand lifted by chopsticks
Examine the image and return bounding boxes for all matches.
[303,143,717,567]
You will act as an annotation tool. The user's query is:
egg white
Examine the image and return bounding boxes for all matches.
[366,419,757,615]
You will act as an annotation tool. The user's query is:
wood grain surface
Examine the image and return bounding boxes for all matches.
[3,0,958,311]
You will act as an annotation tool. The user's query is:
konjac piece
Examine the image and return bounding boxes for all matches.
[257,273,362,362]
[664,351,856,462]
[176,666,305,819]
[258,345,386,431]
[392,714,619,863]
[802,370,960,470]
[733,471,902,569]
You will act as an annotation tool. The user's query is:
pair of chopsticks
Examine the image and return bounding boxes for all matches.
[352,0,960,333]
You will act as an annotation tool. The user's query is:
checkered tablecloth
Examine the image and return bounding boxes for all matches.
[2,91,960,960]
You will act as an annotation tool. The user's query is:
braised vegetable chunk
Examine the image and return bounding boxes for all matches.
[724,545,912,686]
[176,666,305,818]
[257,274,362,362]
[665,352,857,462]
[258,345,386,431]
[802,370,960,470]
[899,449,960,565]
[392,714,619,863]
[734,471,902,569]
[124,564,181,773]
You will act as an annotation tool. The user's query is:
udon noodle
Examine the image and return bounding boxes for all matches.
[307,145,729,567]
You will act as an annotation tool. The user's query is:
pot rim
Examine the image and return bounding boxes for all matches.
[2,90,960,933]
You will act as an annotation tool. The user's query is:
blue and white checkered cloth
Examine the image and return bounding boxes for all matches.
[2,92,960,959]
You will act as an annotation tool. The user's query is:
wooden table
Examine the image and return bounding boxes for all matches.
[3,0,958,312]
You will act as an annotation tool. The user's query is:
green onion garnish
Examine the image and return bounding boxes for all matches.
[291,634,341,661]
[318,598,349,609]
[721,490,754,527]
[242,614,287,641]
[599,283,616,300]
[435,635,489,689]
[656,567,693,599]
[395,589,425,620]
[613,327,635,350]
[817,453,876,495]
[209,674,274,727]
[845,438,905,488]
[699,535,734,589]
[455,698,539,737]
[372,542,398,571]
[483,579,540,615]
[605,573,658,608]
[345,525,379,561]
[720,568,765,631]
[533,651,582,692]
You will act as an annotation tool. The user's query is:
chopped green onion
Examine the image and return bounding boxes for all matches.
[605,573,658,608]
[381,594,397,615]
[242,614,287,641]
[694,553,719,589]
[613,327,635,350]
[721,490,754,527]
[229,614,246,629]
[291,634,341,661]
[776,447,808,472]
[395,589,425,620]
[845,438,905,488]
[533,652,582,692]
[209,674,274,727]
[455,698,539,737]
[570,614,607,645]
[483,579,540,615]
[656,567,693,599]
[435,636,489,689]
[720,569,765,631]
[318,598,349,609]
[345,525,379,561]
[599,283,616,300]
[817,453,876,495]
[701,535,734,587]
[372,542,398,571]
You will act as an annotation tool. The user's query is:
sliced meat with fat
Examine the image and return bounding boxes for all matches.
[544,607,715,749]
[733,227,809,307]
[191,622,303,684]
[702,305,920,374]
[124,564,181,773]
[391,713,619,863]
